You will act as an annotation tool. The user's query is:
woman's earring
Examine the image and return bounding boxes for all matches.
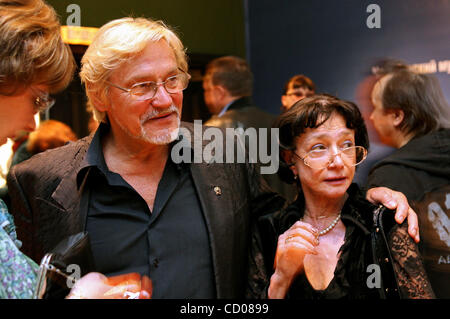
[294,175,298,180]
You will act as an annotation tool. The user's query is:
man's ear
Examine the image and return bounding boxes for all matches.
[87,83,109,113]
[215,85,228,99]
[391,109,405,127]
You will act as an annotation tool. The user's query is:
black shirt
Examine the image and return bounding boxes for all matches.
[77,124,215,298]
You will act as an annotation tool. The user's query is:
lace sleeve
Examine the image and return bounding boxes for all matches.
[388,222,435,299]
[246,222,270,299]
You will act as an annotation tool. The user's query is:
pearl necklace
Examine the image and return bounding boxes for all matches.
[318,213,341,236]
[304,211,342,236]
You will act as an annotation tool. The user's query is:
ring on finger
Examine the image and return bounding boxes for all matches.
[285,235,296,244]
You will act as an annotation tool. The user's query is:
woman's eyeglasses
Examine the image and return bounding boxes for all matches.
[31,88,55,113]
[292,145,367,169]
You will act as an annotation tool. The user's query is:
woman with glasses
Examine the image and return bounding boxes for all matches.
[247,94,434,299]
[0,0,75,298]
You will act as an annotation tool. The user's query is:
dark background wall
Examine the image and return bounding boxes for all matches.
[245,0,450,115]
[47,0,246,57]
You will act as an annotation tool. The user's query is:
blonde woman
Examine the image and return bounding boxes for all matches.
[0,0,75,298]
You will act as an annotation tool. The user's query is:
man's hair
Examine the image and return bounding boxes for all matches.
[380,69,450,137]
[0,0,76,95]
[282,74,316,95]
[274,94,369,184]
[205,56,253,97]
[80,17,188,123]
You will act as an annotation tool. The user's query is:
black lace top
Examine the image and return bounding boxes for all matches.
[246,184,435,299]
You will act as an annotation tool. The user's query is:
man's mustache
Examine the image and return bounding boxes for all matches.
[140,105,180,124]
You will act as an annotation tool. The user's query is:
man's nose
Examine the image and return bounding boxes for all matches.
[151,84,173,108]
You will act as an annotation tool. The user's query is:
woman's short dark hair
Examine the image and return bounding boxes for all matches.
[381,70,450,138]
[274,94,369,184]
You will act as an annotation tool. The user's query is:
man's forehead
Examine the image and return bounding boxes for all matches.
[113,42,179,82]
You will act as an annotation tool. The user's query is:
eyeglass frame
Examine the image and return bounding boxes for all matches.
[290,145,368,169]
[30,87,55,113]
[105,69,191,101]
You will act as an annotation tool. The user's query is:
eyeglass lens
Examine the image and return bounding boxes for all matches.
[302,146,366,168]
[131,74,188,101]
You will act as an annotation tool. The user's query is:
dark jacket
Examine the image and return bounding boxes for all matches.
[205,97,275,130]
[367,128,450,298]
[247,184,435,299]
[206,97,297,203]
[7,122,284,298]
[367,129,450,200]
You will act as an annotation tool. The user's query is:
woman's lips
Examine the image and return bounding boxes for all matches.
[324,176,347,184]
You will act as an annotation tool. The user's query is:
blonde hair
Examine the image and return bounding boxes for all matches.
[80,17,188,123]
[0,0,76,95]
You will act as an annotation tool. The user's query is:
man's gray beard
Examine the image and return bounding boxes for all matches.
[139,104,181,145]
[115,104,181,145]
[140,118,180,145]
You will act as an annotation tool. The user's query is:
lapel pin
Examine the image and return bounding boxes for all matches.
[213,186,222,196]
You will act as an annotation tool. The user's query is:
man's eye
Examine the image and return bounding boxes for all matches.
[165,76,179,88]
[136,83,154,89]
[311,144,327,151]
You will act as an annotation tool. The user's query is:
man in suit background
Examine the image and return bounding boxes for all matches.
[203,56,297,202]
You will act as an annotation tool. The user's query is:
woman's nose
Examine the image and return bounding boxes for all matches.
[328,151,345,168]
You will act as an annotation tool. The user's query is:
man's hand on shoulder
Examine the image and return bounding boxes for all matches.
[366,187,420,243]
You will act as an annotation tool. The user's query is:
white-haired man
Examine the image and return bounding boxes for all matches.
[8,17,420,298]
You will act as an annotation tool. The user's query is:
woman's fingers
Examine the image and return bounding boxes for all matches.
[283,222,319,247]
[290,220,319,235]
[285,238,318,255]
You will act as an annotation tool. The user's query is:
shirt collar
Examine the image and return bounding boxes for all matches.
[76,122,192,188]
[217,101,233,117]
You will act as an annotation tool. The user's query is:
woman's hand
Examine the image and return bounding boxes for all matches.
[268,221,319,299]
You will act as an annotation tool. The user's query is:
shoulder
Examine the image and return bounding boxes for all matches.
[367,161,410,189]
[9,136,91,179]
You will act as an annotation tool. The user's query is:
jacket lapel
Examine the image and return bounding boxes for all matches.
[183,122,238,298]
[50,137,92,226]
[190,162,235,298]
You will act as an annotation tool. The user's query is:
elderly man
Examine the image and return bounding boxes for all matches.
[8,17,419,299]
